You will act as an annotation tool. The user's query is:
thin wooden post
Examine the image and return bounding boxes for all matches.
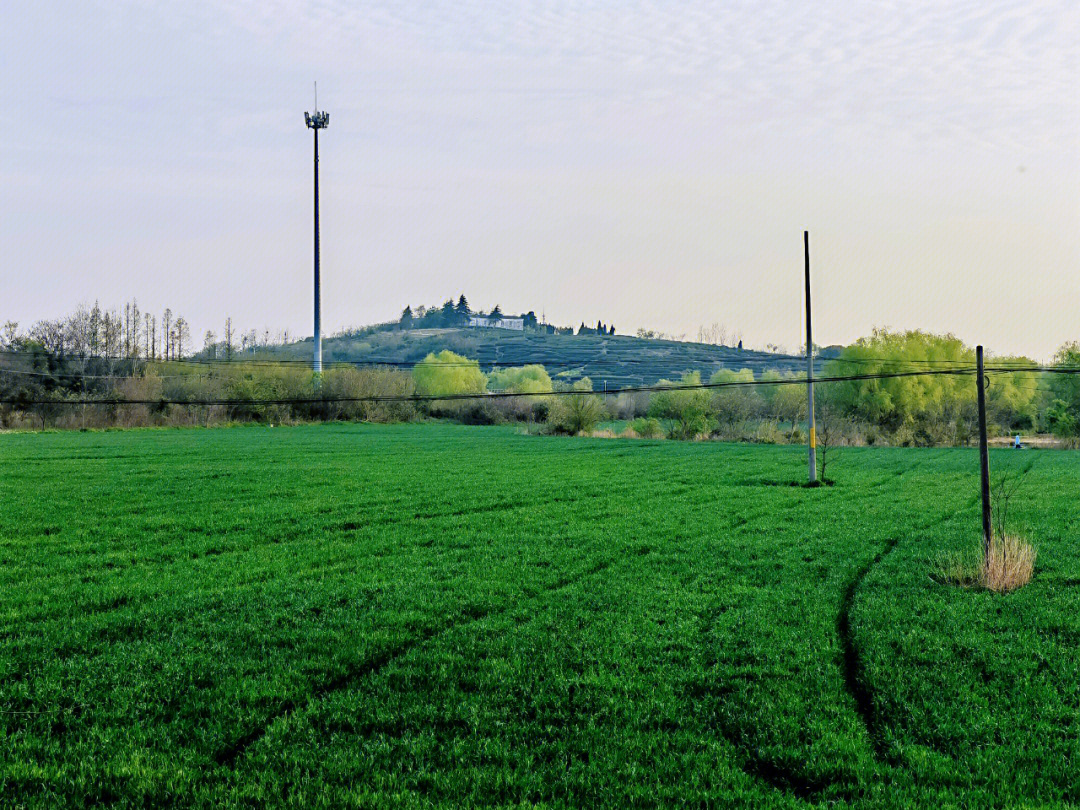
[976,345,992,559]
[805,231,817,483]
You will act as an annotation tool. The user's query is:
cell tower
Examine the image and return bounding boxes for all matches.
[305,83,329,376]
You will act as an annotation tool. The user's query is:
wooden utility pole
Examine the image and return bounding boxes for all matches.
[976,345,992,558]
[805,231,817,483]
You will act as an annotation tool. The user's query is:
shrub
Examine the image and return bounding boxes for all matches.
[649,372,715,440]
[627,417,663,439]
[457,401,503,425]
[320,366,417,423]
[890,422,917,447]
[710,369,761,433]
[1046,399,1078,438]
[612,392,650,420]
[548,393,604,435]
[760,370,806,435]
[1046,342,1080,433]
[485,396,535,422]
[754,421,785,444]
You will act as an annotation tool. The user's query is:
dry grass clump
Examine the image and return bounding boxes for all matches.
[935,535,1036,593]
[588,429,619,439]
[982,534,1036,593]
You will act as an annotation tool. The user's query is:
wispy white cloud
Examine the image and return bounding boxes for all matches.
[1,1,1077,358]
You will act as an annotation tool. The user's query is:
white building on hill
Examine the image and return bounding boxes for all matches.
[467,316,524,331]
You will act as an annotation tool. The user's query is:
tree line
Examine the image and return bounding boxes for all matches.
[0,303,296,365]
[3,300,196,361]
[405,331,1080,445]
[2,315,1078,445]
[4,301,198,362]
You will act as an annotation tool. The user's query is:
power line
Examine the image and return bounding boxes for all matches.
[4,348,1070,374]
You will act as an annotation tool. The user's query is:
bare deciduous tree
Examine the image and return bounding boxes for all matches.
[174,317,190,359]
[103,311,120,359]
[223,318,234,361]
[162,309,173,360]
[815,401,848,484]
[697,322,729,347]
[992,460,1035,541]
[129,299,140,358]
[88,303,101,356]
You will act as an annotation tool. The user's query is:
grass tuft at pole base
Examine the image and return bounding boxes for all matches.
[982,534,1037,593]
[935,535,1037,593]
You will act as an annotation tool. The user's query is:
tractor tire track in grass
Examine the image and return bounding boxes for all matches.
[835,505,965,766]
[212,556,615,768]
[714,724,835,802]
[713,478,958,799]
[836,534,901,763]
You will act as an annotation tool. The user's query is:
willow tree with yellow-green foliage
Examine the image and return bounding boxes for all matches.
[411,351,488,398]
[1046,341,1080,437]
[823,330,974,428]
[822,329,1043,438]
[985,356,1043,431]
[487,364,553,395]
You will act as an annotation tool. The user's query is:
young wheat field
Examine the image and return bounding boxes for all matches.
[2,424,1078,808]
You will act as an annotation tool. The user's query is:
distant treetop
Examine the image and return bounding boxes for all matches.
[388,294,613,336]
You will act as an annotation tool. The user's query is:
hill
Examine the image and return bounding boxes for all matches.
[271,328,817,388]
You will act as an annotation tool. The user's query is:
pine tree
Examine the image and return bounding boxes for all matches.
[440,299,455,325]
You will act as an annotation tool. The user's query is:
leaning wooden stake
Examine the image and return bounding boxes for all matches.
[805,231,817,483]
[976,345,992,560]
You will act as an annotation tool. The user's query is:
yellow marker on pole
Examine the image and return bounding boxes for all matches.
[809,427,816,449]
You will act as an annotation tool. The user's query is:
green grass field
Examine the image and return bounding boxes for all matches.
[2,424,1078,808]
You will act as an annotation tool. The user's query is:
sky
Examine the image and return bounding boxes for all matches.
[2,1,1078,360]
